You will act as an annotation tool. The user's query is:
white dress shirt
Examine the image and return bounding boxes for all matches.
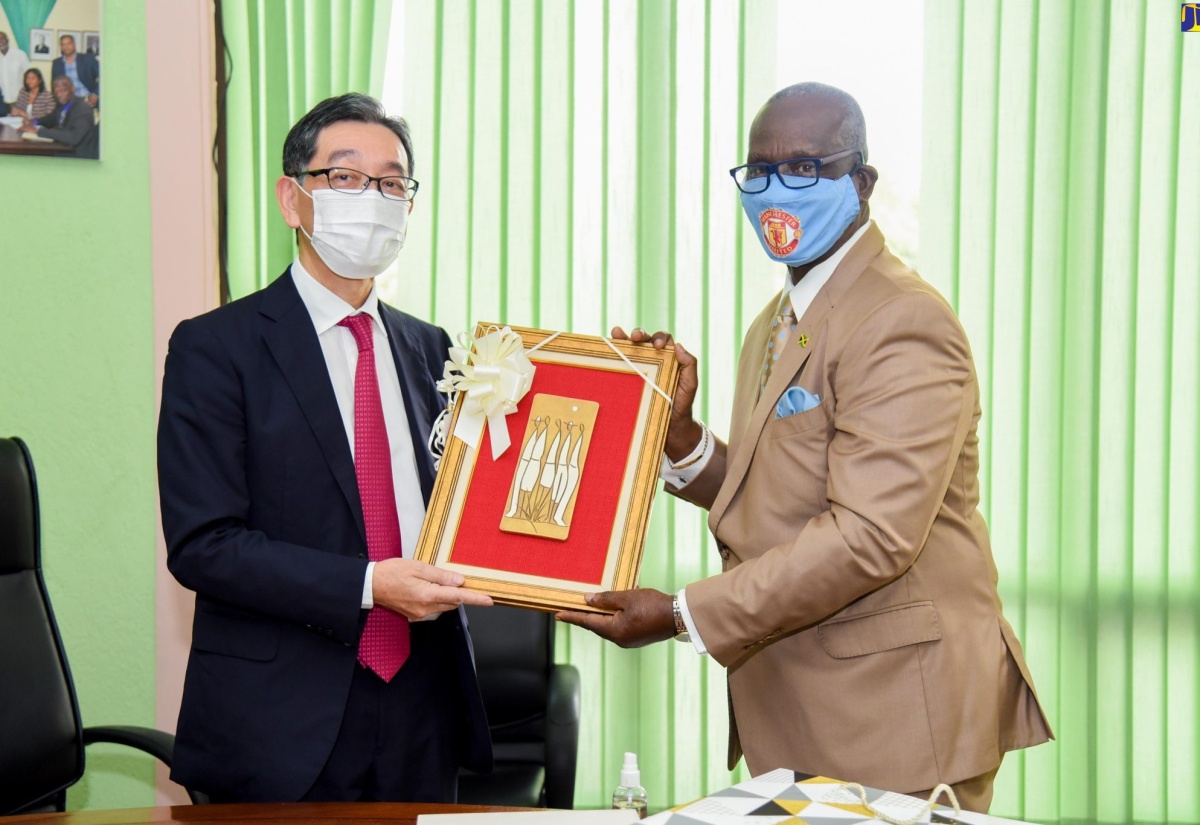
[666,221,873,654]
[291,259,427,608]
[0,45,31,105]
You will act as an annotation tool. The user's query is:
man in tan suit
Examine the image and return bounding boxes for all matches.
[558,83,1052,812]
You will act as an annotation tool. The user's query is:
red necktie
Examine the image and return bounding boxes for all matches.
[339,313,410,681]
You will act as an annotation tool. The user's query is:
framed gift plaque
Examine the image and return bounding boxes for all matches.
[415,323,680,613]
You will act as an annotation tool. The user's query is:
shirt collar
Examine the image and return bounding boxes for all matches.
[783,219,873,312]
[290,258,386,338]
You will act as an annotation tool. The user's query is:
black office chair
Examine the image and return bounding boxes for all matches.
[457,604,581,809]
[0,436,204,815]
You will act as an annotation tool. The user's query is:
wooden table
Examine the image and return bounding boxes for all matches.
[0,122,72,155]
[2,801,540,824]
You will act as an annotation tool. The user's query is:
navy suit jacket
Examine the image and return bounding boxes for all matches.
[158,269,491,800]
[52,52,100,99]
[35,96,98,159]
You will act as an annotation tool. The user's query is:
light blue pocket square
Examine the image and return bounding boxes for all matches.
[776,386,821,419]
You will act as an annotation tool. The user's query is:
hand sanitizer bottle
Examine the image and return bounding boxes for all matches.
[611,751,648,818]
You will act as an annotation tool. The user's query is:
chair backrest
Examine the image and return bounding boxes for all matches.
[0,437,85,815]
[465,603,554,743]
[460,603,580,808]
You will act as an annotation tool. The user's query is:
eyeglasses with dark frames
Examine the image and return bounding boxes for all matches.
[296,167,419,201]
[729,148,864,194]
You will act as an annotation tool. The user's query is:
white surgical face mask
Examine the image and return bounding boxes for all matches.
[293,182,409,279]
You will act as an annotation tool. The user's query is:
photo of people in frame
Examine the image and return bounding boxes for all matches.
[0,2,101,161]
[29,28,52,56]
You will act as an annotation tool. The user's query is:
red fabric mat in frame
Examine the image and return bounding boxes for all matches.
[448,362,645,585]
[415,324,680,613]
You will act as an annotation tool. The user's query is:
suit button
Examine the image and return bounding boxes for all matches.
[358,553,367,560]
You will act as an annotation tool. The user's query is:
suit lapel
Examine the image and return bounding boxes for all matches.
[726,293,779,448]
[379,307,440,502]
[259,270,365,542]
[706,296,826,533]
[706,296,783,533]
[708,224,887,536]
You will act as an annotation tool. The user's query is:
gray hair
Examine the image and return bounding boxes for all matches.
[768,82,868,161]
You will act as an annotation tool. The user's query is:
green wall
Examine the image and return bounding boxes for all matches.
[0,2,157,811]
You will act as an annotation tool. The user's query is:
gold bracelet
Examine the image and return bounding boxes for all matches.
[670,424,709,470]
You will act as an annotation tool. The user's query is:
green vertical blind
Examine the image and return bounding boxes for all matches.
[922,2,1199,823]
[380,0,781,808]
[224,0,394,298]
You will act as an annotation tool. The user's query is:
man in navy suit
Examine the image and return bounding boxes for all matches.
[158,93,493,803]
[21,76,98,159]
[51,34,98,107]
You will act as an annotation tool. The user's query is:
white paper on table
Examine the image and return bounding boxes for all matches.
[943,810,1037,825]
[418,810,641,824]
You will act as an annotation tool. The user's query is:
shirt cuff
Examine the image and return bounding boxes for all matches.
[659,423,714,489]
[676,587,708,655]
[361,561,376,609]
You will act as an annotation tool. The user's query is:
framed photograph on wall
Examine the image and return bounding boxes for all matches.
[29,28,53,56]
[415,324,680,613]
[1,3,101,161]
[56,30,82,55]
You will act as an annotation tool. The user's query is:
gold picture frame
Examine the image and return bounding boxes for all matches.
[415,323,680,613]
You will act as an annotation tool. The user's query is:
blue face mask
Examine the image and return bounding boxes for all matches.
[740,173,861,266]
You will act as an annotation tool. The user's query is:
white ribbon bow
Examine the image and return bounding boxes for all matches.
[437,326,536,459]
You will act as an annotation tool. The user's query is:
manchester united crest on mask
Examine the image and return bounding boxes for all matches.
[758,209,803,257]
[741,174,861,266]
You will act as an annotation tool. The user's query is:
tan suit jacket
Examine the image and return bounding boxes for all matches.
[676,223,1052,793]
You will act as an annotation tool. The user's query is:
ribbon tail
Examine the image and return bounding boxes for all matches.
[452,409,486,452]
[487,412,512,458]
